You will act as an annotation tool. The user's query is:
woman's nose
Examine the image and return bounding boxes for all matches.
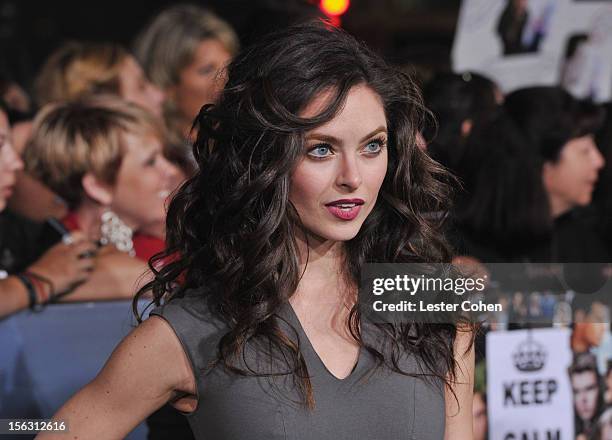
[592,147,605,170]
[335,155,362,190]
[159,155,182,183]
[7,143,24,171]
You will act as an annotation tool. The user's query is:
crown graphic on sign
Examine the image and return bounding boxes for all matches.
[512,337,547,372]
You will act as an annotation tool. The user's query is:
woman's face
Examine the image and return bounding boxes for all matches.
[513,0,528,13]
[289,84,388,243]
[109,132,180,232]
[0,110,23,211]
[542,135,604,217]
[119,56,165,118]
[170,38,232,123]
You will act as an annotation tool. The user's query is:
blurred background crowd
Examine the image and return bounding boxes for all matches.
[0,1,611,439]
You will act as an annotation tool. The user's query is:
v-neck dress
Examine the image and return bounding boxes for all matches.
[150,292,446,440]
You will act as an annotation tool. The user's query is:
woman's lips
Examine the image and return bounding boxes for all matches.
[325,199,365,221]
[326,204,362,220]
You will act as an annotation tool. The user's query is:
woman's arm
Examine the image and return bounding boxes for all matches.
[0,233,96,319]
[0,247,149,319]
[36,316,196,439]
[444,326,475,440]
[0,276,30,318]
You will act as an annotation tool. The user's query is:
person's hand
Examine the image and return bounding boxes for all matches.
[27,231,97,295]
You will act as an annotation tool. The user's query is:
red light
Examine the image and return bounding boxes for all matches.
[320,0,350,16]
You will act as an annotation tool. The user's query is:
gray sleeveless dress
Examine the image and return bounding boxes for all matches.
[151,292,445,440]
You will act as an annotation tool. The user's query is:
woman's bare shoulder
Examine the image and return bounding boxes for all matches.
[114,315,196,396]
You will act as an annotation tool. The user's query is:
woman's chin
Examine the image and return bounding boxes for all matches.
[308,225,363,243]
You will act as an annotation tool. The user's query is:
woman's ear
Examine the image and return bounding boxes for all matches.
[460,119,473,138]
[82,173,113,205]
[541,161,557,192]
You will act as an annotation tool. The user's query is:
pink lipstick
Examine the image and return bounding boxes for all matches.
[325,198,365,221]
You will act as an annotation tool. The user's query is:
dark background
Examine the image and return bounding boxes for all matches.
[0,0,460,90]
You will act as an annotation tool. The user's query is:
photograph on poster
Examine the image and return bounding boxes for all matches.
[560,7,612,102]
[453,0,565,93]
[496,0,556,55]
[569,353,604,439]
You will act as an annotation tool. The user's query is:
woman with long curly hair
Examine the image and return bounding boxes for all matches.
[40,22,474,439]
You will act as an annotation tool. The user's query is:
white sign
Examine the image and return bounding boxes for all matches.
[561,4,612,102]
[487,328,573,440]
[453,0,612,101]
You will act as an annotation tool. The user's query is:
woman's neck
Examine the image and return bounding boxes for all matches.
[170,114,193,142]
[73,201,106,241]
[291,231,354,308]
[165,110,192,145]
[548,194,572,219]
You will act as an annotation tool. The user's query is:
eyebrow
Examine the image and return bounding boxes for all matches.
[305,126,387,145]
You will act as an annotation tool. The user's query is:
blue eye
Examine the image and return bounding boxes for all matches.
[363,138,386,154]
[364,142,381,153]
[308,144,333,158]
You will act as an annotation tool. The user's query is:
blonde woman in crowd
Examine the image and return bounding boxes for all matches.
[134,4,239,146]
[24,95,179,263]
[35,42,164,118]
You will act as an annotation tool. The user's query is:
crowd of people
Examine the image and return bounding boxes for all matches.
[0,4,238,319]
[0,3,611,440]
[423,71,611,440]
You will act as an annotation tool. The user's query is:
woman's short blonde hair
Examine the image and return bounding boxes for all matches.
[24,95,165,209]
[35,42,129,106]
[133,4,239,90]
